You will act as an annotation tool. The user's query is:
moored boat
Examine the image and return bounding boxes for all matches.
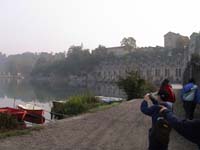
[17,104,44,116]
[17,104,45,124]
[23,113,45,124]
[95,96,124,103]
[0,107,26,121]
[51,100,66,119]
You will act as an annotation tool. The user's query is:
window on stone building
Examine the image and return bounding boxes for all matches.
[155,69,160,77]
[178,68,181,77]
[158,69,160,76]
[176,69,178,77]
[168,69,170,77]
[165,68,170,77]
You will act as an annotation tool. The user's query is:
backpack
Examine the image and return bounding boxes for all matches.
[151,113,172,145]
[160,85,176,103]
[182,85,197,101]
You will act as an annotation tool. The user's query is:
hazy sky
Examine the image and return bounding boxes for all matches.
[0,0,200,55]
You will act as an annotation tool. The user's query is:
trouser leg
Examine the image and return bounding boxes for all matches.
[188,102,196,120]
[183,101,190,119]
[183,101,196,120]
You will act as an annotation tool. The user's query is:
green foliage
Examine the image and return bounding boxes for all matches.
[0,126,44,139]
[0,113,20,130]
[63,94,99,115]
[117,71,155,100]
[120,37,136,50]
[50,93,99,117]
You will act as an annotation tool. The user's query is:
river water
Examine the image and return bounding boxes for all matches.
[0,79,125,123]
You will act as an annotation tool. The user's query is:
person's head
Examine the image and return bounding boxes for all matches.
[188,78,195,84]
[157,90,169,102]
[161,78,170,87]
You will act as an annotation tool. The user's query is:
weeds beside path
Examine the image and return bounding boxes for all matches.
[0,100,197,150]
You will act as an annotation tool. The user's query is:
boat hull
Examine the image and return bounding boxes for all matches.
[0,107,26,121]
[17,104,45,124]
[24,113,45,124]
[17,105,44,116]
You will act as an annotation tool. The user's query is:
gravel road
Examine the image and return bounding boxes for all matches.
[0,100,197,150]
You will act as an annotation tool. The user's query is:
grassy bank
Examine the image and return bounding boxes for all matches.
[51,94,122,118]
[0,126,44,139]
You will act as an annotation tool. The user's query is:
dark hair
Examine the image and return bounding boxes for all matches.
[161,79,169,87]
[188,78,195,83]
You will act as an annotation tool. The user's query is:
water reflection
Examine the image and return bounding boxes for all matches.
[0,79,125,121]
[0,79,125,102]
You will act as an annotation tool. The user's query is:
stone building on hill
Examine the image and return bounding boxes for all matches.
[85,32,200,85]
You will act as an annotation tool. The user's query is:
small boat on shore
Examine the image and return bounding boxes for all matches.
[0,107,27,121]
[17,104,44,116]
[52,100,66,109]
[23,113,45,124]
[51,100,66,119]
[95,96,124,103]
[17,104,45,124]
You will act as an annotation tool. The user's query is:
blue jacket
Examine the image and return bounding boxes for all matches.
[140,99,172,126]
[181,82,200,103]
[163,109,200,146]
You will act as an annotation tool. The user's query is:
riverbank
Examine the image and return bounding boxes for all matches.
[0,99,197,150]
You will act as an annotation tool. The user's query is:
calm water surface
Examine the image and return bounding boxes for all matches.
[0,79,125,123]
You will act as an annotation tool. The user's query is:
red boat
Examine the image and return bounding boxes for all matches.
[0,107,27,121]
[17,104,45,124]
[17,104,44,116]
[23,113,45,124]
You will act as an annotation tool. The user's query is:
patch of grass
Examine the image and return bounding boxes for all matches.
[51,93,123,117]
[0,113,20,130]
[62,93,99,115]
[0,125,44,139]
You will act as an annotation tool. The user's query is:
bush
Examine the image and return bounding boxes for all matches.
[0,113,20,130]
[117,71,155,100]
[63,93,99,115]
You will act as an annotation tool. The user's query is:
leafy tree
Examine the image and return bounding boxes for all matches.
[120,37,136,50]
[117,71,155,100]
[92,45,107,56]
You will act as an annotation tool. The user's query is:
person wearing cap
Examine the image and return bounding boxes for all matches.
[140,91,172,150]
[160,106,200,149]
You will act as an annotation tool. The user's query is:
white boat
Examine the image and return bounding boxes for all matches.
[17,104,45,124]
[95,96,124,103]
[17,104,44,116]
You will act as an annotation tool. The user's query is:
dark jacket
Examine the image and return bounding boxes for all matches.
[140,99,172,126]
[163,109,200,146]
[141,99,172,150]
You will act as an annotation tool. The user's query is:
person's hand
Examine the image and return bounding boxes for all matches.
[159,106,167,113]
[144,93,151,101]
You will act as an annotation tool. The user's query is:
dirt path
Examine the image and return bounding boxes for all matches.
[0,100,197,150]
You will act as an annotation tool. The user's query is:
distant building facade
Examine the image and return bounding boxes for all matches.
[83,32,200,84]
[164,32,189,49]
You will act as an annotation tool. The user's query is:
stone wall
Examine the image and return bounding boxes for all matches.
[87,47,189,85]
